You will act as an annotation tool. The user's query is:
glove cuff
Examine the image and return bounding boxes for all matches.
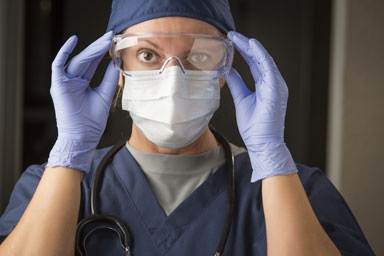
[247,142,298,182]
[46,138,98,173]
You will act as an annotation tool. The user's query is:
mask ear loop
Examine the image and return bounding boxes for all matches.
[159,56,186,74]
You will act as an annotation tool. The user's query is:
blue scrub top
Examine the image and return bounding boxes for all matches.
[0,145,375,255]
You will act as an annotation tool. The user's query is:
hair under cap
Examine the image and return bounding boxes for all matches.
[106,0,236,34]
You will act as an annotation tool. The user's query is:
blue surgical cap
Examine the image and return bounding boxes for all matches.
[106,0,236,34]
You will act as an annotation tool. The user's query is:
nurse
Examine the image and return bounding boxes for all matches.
[0,0,375,255]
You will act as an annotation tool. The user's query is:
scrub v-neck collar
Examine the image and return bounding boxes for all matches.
[111,146,228,255]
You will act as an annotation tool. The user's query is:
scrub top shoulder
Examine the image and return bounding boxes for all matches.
[0,145,375,255]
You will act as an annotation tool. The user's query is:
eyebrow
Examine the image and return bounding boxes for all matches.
[135,39,221,56]
[137,39,164,52]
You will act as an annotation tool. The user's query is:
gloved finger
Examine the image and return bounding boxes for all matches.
[95,61,119,104]
[248,39,280,74]
[83,53,106,81]
[247,39,287,97]
[65,31,114,78]
[51,35,78,77]
[227,31,262,81]
[224,68,252,105]
[227,32,253,62]
[229,32,272,66]
[228,31,251,55]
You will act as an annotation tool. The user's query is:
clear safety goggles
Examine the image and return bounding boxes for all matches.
[111,33,234,77]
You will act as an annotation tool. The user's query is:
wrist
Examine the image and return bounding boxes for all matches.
[246,142,298,182]
[46,138,98,173]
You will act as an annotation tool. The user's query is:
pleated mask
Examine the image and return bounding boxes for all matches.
[122,65,220,148]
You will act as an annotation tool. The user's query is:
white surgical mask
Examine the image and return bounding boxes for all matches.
[122,66,220,148]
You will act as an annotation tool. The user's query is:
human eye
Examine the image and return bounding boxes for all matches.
[188,52,211,63]
[137,49,160,63]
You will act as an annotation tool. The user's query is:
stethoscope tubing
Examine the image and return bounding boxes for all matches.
[210,127,235,256]
[75,126,234,256]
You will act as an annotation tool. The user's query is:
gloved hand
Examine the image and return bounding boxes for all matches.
[47,31,119,173]
[224,31,298,182]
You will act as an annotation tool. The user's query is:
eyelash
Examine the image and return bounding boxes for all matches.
[135,48,211,65]
[188,52,210,63]
[137,49,160,63]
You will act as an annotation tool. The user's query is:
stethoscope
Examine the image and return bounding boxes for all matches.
[75,126,235,256]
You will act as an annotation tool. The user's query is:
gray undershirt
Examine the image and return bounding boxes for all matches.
[126,142,246,216]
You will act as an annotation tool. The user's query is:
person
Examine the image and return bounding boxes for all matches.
[0,0,375,255]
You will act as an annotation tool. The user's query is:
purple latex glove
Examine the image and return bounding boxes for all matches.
[47,31,119,173]
[224,31,298,182]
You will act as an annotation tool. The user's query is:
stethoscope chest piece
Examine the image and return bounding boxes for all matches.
[75,139,132,256]
[76,213,132,256]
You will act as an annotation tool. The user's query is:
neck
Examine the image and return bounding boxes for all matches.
[128,124,220,155]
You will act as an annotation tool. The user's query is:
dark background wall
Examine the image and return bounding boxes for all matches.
[22,0,331,176]
[4,1,384,253]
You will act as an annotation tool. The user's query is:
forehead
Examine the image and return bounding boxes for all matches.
[122,17,222,36]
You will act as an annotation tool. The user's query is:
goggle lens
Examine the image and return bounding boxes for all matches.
[112,34,233,76]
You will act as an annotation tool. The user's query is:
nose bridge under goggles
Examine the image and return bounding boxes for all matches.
[159,56,186,74]
[111,33,234,77]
